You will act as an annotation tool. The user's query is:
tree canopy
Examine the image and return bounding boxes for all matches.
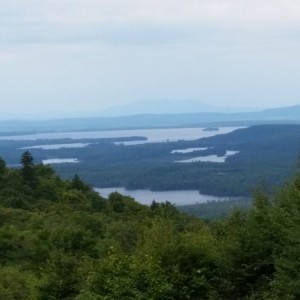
[0,152,299,299]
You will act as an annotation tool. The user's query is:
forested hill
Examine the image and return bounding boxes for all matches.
[1,153,300,299]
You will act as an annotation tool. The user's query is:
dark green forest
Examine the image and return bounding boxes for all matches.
[0,152,300,299]
[1,125,300,197]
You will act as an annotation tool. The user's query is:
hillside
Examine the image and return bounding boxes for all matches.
[0,153,300,299]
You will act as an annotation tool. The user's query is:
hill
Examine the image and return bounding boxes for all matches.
[0,153,300,299]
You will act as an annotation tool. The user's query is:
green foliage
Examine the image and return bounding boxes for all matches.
[20,151,36,186]
[0,266,38,300]
[0,153,299,299]
[0,157,6,174]
[178,198,253,220]
[267,176,300,299]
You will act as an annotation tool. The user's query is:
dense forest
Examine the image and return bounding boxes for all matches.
[0,152,300,299]
[0,125,300,197]
[178,198,253,220]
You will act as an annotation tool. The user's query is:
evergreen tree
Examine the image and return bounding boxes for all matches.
[20,151,36,185]
[0,157,6,174]
[71,174,91,192]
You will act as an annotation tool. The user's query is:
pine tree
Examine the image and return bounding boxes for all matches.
[20,151,36,185]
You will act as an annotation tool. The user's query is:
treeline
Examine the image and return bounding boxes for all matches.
[0,152,300,299]
[178,197,253,220]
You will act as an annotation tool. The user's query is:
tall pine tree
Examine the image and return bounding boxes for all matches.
[20,151,36,186]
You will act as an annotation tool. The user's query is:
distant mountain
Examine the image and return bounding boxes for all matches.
[100,100,252,116]
[258,105,300,119]
[0,104,299,134]
[0,100,249,120]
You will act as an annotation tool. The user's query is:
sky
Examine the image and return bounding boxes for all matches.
[1,0,300,118]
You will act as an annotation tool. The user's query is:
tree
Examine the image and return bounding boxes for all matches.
[20,151,36,185]
[71,174,91,192]
[268,173,300,299]
[0,157,6,174]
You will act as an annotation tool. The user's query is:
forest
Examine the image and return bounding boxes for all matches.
[0,124,299,197]
[0,151,300,299]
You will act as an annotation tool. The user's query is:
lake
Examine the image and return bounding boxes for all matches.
[95,187,234,206]
[20,143,92,150]
[0,126,243,143]
[175,150,240,163]
[42,158,79,164]
[171,147,209,154]
[7,127,243,204]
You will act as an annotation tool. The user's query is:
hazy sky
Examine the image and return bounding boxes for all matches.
[1,0,300,118]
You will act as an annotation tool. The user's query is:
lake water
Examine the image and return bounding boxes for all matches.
[0,127,243,143]
[171,147,209,154]
[175,150,239,163]
[8,127,243,204]
[20,143,92,150]
[42,158,79,164]
[95,187,233,205]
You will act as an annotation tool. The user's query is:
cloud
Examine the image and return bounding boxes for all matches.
[2,0,300,26]
[0,22,193,47]
[1,0,300,49]
[1,0,299,64]
[0,51,15,64]
[1,0,300,116]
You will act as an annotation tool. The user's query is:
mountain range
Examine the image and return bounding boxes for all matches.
[0,104,299,134]
[99,100,257,116]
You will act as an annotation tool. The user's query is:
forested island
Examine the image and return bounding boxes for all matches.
[0,152,300,299]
